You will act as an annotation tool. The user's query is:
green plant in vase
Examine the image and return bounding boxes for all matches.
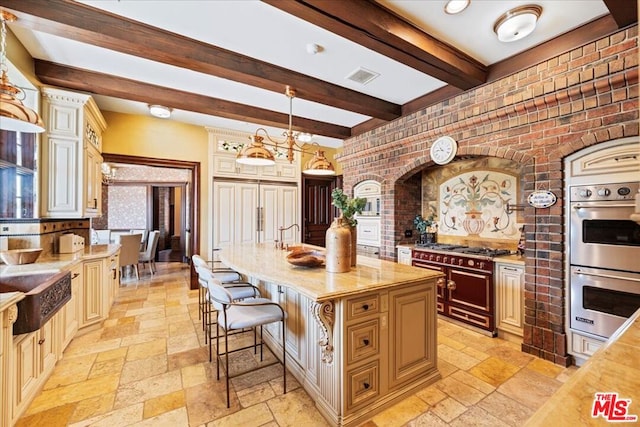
[331,189,367,227]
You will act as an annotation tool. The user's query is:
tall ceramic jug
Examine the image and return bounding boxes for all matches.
[325,217,351,273]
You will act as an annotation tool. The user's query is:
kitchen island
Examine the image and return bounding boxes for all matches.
[219,243,443,427]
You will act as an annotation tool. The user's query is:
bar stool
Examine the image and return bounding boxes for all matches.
[207,277,286,408]
[192,254,245,331]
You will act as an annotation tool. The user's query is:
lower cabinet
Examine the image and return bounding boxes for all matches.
[495,262,524,338]
[12,313,61,423]
[81,260,104,328]
[61,264,82,353]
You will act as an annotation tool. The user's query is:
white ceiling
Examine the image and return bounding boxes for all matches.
[7,0,610,148]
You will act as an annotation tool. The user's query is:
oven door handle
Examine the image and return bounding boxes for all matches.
[574,268,640,283]
[572,203,635,209]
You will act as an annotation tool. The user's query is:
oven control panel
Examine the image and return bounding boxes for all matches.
[570,182,639,202]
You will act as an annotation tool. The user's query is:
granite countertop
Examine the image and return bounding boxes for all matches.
[219,243,443,302]
[0,291,25,313]
[526,308,640,425]
[0,244,120,277]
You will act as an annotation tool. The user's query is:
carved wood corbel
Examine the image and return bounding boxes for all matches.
[310,300,335,364]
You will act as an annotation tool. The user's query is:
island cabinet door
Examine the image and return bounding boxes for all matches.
[258,282,305,368]
[387,282,437,390]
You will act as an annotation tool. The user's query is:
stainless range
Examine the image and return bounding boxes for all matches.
[411,244,510,335]
[569,181,640,339]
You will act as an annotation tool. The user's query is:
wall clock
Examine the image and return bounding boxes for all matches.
[430,136,458,165]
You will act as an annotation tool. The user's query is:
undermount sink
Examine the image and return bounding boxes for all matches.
[0,271,71,335]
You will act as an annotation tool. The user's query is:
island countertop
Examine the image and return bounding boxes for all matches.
[219,243,443,302]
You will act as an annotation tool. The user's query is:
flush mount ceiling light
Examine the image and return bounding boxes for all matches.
[238,86,335,175]
[148,104,171,118]
[0,11,45,133]
[493,5,542,43]
[444,0,470,15]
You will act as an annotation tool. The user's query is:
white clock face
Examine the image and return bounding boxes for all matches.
[430,136,457,165]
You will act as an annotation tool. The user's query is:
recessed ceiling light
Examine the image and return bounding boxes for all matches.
[148,104,171,118]
[493,5,543,43]
[444,0,470,15]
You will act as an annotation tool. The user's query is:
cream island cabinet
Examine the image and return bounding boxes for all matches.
[40,87,107,218]
[220,243,443,426]
[0,244,120,427]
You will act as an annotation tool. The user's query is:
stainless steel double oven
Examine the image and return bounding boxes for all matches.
[569,181,640,338]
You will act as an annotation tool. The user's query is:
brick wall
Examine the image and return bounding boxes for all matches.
[338,26,638,365]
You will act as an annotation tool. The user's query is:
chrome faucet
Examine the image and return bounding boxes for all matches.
[278,224,300,249]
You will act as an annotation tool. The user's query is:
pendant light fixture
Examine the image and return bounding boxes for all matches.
[0,11,45,133]
[238,85,335,175]
[303,146,335,175]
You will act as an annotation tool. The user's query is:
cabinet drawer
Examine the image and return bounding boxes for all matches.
[347,361,379,409]
[447,306,491,329]
[347,295,379,320]
[347,319,380,365]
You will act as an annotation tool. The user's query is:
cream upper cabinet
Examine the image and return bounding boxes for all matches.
[40,88,106,218]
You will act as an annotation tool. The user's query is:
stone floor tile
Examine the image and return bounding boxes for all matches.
[477,391,534,426]
[496,368,563,410]
[415,384,448,406]
[181,363,208,388]
[42,353,97,390]
[460,345,490,361]
[142,390,185,419]
[125,338,167,361]
[15,402,76,427]
[486,344,534,368]
[435,375,487,406]
[88,355,126,379]
[208,402,274,427]
[449,370,496,395]
[406,411,450,427]
[430,396,468,423]
[438,344,482,371]
[236,382,276,408]
[114,370,182,408]
[436,359,459,378]
[67,402,144,427]
[526,357,565,378]
[449,406,511,427]
[267,388,330,427]
[468,357,521,387]
[68,393,116,424]
[371,395,431,427]
[120,353,168,384]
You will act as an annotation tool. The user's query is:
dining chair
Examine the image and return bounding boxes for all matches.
[138,230,160,275]
[129,229,148,251]
[119,233,142,281]
[207,277,286,408]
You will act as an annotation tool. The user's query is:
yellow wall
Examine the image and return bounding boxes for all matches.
[101,111,210,255]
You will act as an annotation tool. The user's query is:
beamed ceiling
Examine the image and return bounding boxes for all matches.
[1,0,637,147]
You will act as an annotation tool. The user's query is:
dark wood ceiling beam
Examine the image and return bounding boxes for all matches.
[2,0,400,121]
[263,0,487,89]
[602,0,638,28]
[35,60,351,139]
[352,15,624,136]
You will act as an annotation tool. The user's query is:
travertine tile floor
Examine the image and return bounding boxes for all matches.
[17,262,577,426]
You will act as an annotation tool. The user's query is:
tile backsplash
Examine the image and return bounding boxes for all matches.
[0,219,90,259]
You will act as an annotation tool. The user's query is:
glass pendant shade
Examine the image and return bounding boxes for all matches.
[303,150,335,175]
[236,134,275,166]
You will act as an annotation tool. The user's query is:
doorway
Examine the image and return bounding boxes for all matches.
[302,175,341,247]
[153,185,187,262]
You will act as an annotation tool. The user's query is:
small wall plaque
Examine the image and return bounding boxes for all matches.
[528,190,557,208]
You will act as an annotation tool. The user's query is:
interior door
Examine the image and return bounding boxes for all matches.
[302,176,338,247]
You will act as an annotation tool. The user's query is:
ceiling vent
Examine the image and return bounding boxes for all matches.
[346,67,380,85]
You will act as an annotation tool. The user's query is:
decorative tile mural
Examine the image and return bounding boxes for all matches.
[438,171,520,239]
